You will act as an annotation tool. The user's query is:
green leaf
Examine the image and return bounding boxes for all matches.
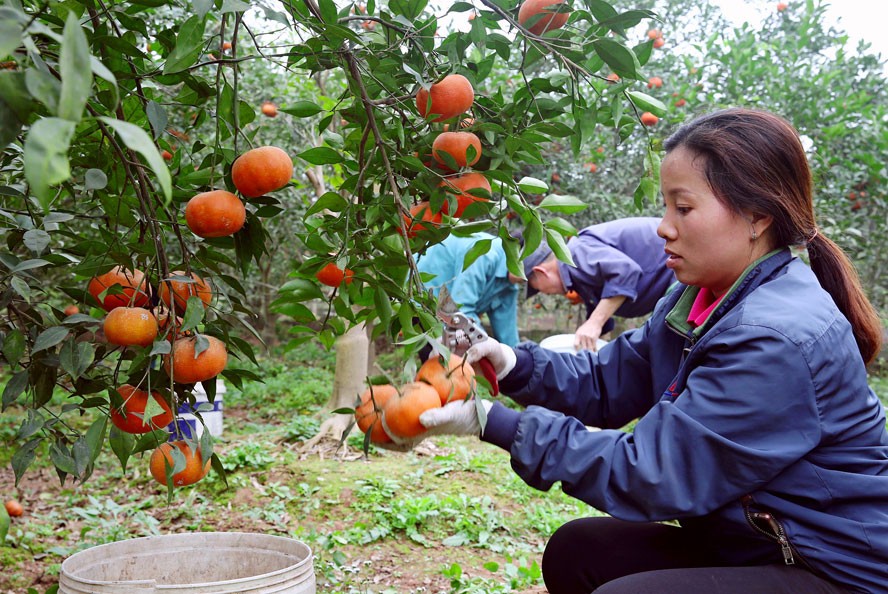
[545,228,575,267]
[282,101,324,118]
[23,117,76,211]
[84,415,108,464]
[220,0,251,12]
[2,329,25,366]
[58,13,92,122]
[627,90,666,117]
[592,38,641,79]
[109,425,135,472]
[98,117,172,203]
[33,326,70,353]
[59,340,94,380]
[0,499,8,543]
[10,258,50,273]
[181,296,206,331]
[539,194,588,214]
[0,7,23,59]
[193,0,213,18]
[146,100,167,140]
[84,168,108,190]
[1,370,28,409]
[305,191,349,216]
[297,147,344,165]
[317,0,338,23]
[517,176,549,194]
[23,229,50,253]
[12,438,41,487]
[164,15,207,74]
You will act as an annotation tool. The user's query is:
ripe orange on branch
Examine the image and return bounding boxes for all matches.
[432,131,482,169]
[159,271,212,312]
[415,353,476,405]
[355,384,398,444]
[103,307,158,347]
[641,112,660,126]
[647,76,663,88]
[87,266,150,311]
[149,441,211,487]
[439,172,491,218]
[185,190,246,238]
[231,146,293,198]
[63,304,80,316]
[316,262,354,287]
[261,101,278,118]
[416,74,474,123]
[518,0,570,35]
[401,201,443,238]
[382,382,441,439]
[5,500,23,517]
[110,384,174,434]
[164,335,228,384]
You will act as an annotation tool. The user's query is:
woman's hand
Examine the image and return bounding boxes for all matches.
[465,337,517,380]
[374,399,493,452]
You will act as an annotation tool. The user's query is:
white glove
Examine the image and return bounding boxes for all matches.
[464,337,517,380]
[374,399,493,452]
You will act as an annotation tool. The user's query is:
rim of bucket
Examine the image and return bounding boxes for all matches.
[61,532,313,592]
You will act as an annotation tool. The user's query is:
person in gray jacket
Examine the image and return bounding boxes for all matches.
[388,109,887,593]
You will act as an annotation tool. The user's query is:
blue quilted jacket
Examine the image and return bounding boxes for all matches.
[483,249,888,593]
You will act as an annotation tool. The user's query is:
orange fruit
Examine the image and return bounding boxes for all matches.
[653,37,665,49]
[316,263,354,287]
[222,41,232,51]
[382,382,441,439]
[646,28,661,39]
[674,98,686,108]
[415,353,476,405]
[647,76,663,88]
[261,101,277,118]
[551,172,561,183]
[606,73,620,83]
[442,118,475,131]
[231,146,293,198]
[153,305,188,338]
[149,441,211,487]
[110,384,174,434]
[87,266,150,311]
[401,201,443,238]
[565,290,583,305]
[5,500,23,517]
[777,2,787,11]
[164,335,228,384]
[184,190,246,238]
[438,172,491,218]
[355,384,397,443]
[641,112,659,126]
[416,74,474,123]
[103,307,158,347]
[518,0,570,35]
[584,162,597,173]
[161,149,173,161]
[159,271,212,312]
[63,304,80,316]
[432,131,482,169]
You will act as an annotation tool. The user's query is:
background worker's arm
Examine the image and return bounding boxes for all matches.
[575,295,626,351]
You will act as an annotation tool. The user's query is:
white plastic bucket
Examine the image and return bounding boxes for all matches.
[167,380,225,439]
[58,532,315,593]
[539,333,607,353]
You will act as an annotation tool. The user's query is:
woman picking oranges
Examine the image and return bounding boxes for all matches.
[394,109,888,594]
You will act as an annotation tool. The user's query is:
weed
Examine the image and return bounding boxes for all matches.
[220,440,277,471]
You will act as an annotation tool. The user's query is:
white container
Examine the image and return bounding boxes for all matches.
[58,532,315,593]
[539,333,607,354]
[167,380,225,439]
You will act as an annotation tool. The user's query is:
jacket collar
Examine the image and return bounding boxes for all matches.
[666,248,791,338]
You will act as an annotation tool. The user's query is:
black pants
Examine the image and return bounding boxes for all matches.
[541,517,851,594]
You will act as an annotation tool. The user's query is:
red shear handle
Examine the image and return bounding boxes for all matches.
[477,357,499,396]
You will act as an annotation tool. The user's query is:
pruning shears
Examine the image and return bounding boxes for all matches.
[436,286,499,396]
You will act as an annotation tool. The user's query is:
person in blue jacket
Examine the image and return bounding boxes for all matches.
[416,231,523,347]
[524,217,675,351]
[388,109,888,593]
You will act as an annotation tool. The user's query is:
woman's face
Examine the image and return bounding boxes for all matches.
[658,146,771,296]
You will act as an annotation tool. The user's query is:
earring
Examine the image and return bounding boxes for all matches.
[751,230,758,240]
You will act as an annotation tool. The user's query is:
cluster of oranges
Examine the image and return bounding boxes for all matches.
[83,143,293,488]
[354,353,476,445]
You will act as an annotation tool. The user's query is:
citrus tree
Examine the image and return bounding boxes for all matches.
[1,0,669,487]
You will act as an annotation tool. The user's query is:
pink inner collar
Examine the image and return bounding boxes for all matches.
[687,287,723,327]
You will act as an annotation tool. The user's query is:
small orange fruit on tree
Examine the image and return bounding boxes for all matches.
[647,76,663,88]
[415,353,476,405]
[646,28,661,39]
[5,500,23,517]
[518,0,570,35]
[159,271,212,312]
[221,40,232,51]
[640,112,660,126]
[674,98,687,107]
[87,266,150,311]
[401,201,443,238]
[315,262,354,287]
[63,304,80,316]
[103,307,158,347]
[382,382,442,439]
[110,384,174,434]
[565,290,583,305]
[231,146,293,198]
[161,149,173,160]
[606,72,620,83]
[432,131,482,169]
[149,440,211,487]
[653,36,665,49]
[438,172,491,218]
[584,162,597,173]
[164,335,228,384]
[416,74,474,123]
[354,384,398,444]
[261,101,278,118]
[776,2,788,12]
[184,190,246,238]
